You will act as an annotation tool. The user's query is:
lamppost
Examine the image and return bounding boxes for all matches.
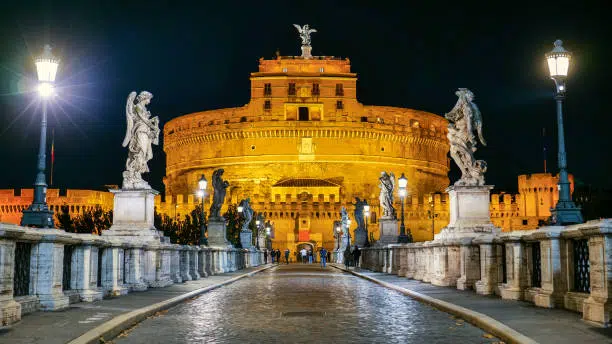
[265,223,271,250]
[397,173,412,243]
[363,202,370,246]
[335,223,341,250]
[21,45,60,228]
[197,174,208,245]
[545,40,583,225]
[427,194,439,240]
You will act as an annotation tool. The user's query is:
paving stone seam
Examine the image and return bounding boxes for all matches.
[330,265,538,344]
[66,265,276,344]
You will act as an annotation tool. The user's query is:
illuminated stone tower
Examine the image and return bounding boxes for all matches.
[162,50,449,251]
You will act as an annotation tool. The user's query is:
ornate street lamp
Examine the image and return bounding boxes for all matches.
[363,203,370,246]
[428,194,439,240]
[335,223,341,250]
[22,45,60,228]
[397,173,412,243]
[198,174,208,245]
[545,40,583,225]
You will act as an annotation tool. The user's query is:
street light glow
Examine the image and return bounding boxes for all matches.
[237,206,243,213]
[35,45,60,83]
[198,174,207,190]
[37,83,54,98]
[546,39,571,78]
[398,173,408,189]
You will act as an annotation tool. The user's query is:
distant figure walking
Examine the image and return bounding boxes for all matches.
[320,248,328,268]
[271,249,275,263]
[308,250,313,264]
[353,245,361,268]
[300,248,307,264]
[276,249,281,264]
[284,249,290,264]
[264,250,268,264]
[343,247,352,270]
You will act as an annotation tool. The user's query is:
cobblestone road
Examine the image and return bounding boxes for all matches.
[115,264,500,343]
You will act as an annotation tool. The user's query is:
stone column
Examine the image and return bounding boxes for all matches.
[31,241,69,310]
[432,241,459,287]
[413,244,425,281]
[205,248,213,276]
[406,245,416,279]
[155,246,173,287]
[456,239,480,291]
[398,245,408,276]
[500,238,528,300]
[189,247,200,279]
[475,236,499,295]
[180,246,192,281]
[423,243,434,283]
[100,245,128,297]
[142,244,158,287]
[124,245,148,291]
[533,229,567,308]
[72,243,103,302]
[170,246,182,283]
[0,239,21,325]
[198,247,208,278]
[583,225,612,326]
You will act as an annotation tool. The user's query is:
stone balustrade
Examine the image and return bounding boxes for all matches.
[359,219,612,327]
[0,223,265,327]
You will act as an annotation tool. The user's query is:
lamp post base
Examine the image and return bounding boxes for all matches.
[551,202,583,225]
[21,206,54,228]
[398,233,412,243]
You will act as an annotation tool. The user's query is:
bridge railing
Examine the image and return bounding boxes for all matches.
[358,219,612,327]
[0,223,264,327]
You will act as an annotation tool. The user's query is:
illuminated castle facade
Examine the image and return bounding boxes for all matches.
[160,54,449,250]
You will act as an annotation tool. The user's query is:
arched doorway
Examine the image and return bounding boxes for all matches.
[296,242,315,263]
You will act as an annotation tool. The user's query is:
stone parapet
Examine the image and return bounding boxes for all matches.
[0,223,264,327]
[356,219,612,327]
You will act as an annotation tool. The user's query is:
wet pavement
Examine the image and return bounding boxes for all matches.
[115,264,499,343]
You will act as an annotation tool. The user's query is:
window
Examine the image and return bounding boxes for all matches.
[319,67,324,72]
[312,83,320,96]
[336,100,344,110]
[335,84,344,96]
[522,219,528,225]
[288,83,296,96]
[299,107,309,121]
[264,100,271,111]
[360,116,368,122]
[263,83,272,96]
[240,116,247,122]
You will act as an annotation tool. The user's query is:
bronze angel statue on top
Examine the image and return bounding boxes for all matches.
[293,24,317,46]
[122,91,160,189]
[445,88,487,186]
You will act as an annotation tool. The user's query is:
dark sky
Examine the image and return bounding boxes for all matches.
[0,1,609,194]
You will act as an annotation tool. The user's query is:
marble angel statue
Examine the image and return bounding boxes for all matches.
[445,88,487,186]
[122,91,160,189]
[210,169,230,219]
[239,198,253,232]
[379,172,396,219]
[293,24,317,46]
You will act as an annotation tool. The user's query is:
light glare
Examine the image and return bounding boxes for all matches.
[38,83,54,98]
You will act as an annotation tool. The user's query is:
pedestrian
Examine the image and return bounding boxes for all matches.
[353,245,361,268]
[300,248,307,263]
[320,248,327,268]
[276,249,281,264]
[308,250,313,264]
[284,248,290,264]
[326,250,331,263]
[343,247,352,270]
[264,250,268,264]
[271,249,275,263]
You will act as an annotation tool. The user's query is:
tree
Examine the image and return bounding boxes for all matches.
[55,205,112,234]
[223,204,243,248]
[154,205,206,245]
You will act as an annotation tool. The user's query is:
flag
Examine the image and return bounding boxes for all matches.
[50,128,55,186]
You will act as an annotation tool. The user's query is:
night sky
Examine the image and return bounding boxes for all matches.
[0,1,609,195]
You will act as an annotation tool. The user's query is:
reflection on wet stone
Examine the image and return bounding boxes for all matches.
[115,265,499,343]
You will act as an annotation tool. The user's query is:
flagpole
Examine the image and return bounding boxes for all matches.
[50,128,55,186]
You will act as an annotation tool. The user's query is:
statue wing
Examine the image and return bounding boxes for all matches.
[122,91,137,147]
[471,102,487,146]
[308,28,318,34]
[390,172,396,191]
[293,24,303,33]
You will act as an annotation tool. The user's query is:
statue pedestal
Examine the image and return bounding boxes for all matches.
[354,228,367,247]
[301,45,312,59]
[208,218,231,248]
[240,231,253,249]
[377,219,399,245]
[103,189,167,242]
[435,185,500,240]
